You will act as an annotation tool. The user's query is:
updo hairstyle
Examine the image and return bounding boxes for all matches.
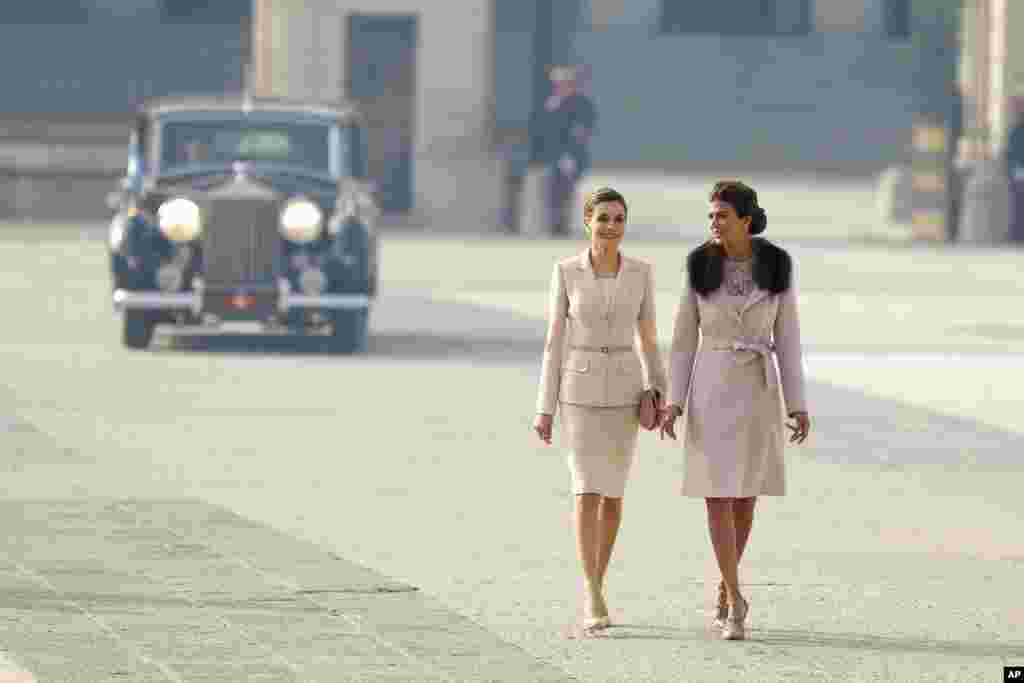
[709,180,767,235]
[582,187,628,230]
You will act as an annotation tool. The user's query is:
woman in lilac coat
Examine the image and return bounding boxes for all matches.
[661,180,811,641]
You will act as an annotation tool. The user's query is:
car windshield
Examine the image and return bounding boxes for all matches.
[160,119,331,175]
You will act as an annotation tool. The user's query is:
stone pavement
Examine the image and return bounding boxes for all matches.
[0,496,572,682]
[1,214,1023,681]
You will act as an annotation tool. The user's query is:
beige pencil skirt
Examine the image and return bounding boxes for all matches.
[559,402,640,498]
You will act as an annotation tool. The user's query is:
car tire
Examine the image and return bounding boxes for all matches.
[122,310,156,349]
[329,309,368,353]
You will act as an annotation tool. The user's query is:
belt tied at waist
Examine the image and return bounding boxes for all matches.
[568,344,633,354]
[702,337,777,388]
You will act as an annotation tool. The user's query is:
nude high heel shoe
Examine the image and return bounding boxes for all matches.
[581,589,610,632]
[721,595,748,640]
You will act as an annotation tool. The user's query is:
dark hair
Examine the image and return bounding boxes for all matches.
[583,187,628,223]
[710,180,767,235]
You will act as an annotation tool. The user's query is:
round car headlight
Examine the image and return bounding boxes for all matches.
[157,198,202,242]
[279,198,323,243]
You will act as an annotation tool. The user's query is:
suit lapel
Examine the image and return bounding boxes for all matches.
[740,287,772,316]
[574,250,598,316]
[578,250,629,320]
[576,250,595,285]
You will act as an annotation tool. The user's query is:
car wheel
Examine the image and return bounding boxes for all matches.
[329,309,368,353]
[122,310,156,349]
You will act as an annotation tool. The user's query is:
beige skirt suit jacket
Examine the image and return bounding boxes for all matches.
[668,238,807,498]
[536,251,667,497]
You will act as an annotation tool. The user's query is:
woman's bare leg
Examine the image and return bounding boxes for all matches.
[717,496,757,609]
[595,496,623,615]
[733,496,757,563]
[706,498,744,606]
[575,493,606,619]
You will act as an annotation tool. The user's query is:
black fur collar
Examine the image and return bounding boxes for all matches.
[687,237,791,297]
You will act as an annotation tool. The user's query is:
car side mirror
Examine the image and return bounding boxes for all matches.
[108,175,143,211]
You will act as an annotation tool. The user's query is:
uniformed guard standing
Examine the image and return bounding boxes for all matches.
[537,66,597,237]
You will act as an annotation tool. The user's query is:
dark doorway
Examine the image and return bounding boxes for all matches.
[883,0,911,39]
[346,13,417,213]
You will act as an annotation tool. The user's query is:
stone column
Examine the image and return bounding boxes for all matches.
[957,0,1011,244]
[251,0,288,98]
[992,0,1024,241]
[988,0,1024,154]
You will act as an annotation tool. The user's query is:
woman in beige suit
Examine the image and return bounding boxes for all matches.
[661,180,811,641]
[533,187,667,635]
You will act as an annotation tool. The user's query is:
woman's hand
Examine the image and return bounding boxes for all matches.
[643,388,666,431]
[534,413,554,445]
[786,411,810,444]
[659,405,682,441]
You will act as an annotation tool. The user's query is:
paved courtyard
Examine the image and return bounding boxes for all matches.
[0,171,1022,681]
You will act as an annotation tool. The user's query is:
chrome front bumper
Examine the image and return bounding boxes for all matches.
[113,279,370,314]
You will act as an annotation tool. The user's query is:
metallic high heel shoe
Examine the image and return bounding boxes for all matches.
[581,590,610,633]
[713,582,728,629]
[721,595,748,641]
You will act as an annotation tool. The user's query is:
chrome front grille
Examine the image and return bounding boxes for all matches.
[202,197,280,285]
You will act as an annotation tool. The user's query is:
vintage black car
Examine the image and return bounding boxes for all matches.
[107,95,379,352]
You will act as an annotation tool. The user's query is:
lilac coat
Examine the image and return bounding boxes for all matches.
[668,245,807,498]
